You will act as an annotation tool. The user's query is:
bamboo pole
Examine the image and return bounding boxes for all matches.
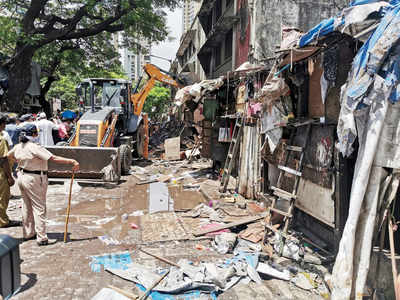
[64,171,75,243]
[108,285,138,299]
[138,270,169,300]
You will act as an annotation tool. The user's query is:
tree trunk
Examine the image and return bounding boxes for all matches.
[39,76,56,117]
[6,44,35,112]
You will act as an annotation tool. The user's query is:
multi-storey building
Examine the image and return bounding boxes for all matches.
[121,39,151,82]
[182,0,202,34]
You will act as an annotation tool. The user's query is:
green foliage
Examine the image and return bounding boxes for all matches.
[47,75,77,110]
[0,0,180,111]
[0,0,179,52]
[142,83,172,121]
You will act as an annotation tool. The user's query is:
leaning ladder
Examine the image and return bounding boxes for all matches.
[266,120,313,241]
[220,115,245,193]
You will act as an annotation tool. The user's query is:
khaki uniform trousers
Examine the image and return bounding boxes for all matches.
[0,171,10,227]
[18,171,48,242]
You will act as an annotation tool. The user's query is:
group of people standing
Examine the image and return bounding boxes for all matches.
[4,112,74,148]
[0,112,79,246]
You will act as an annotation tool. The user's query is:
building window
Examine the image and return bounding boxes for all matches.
[225,29,233,60]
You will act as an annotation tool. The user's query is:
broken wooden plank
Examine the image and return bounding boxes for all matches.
[193,216,263,237]
[138,270,170,300]
[138,248,180,268]
[108,285,138,300]
[136,179,158,185]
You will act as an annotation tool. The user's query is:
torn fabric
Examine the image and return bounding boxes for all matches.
[337,5,400,156]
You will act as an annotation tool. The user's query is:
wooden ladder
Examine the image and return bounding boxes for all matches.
[266,120,313,241]
[220,115,245,193]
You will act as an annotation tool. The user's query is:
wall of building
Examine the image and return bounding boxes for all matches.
[235,0,251,68]
[251,0,348,63]
[175,17,207,82]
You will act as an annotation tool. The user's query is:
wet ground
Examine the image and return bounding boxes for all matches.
[0,159,325,299]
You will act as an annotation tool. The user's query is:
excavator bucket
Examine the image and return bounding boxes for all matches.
[46,146,121,182]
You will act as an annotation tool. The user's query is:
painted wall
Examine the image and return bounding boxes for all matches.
[235,0,251,68]
[252,0,348,62]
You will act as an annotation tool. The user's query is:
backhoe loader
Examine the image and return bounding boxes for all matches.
[46,64,182,182]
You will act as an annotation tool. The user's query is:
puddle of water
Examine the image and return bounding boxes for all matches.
[50,168,206,240]
[169,185,205,210]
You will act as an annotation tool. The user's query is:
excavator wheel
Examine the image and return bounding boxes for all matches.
[119,144,132,175]
[136,123,145,158]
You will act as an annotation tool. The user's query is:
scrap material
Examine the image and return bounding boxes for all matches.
[141,212,188,242]
[193,216,263,237]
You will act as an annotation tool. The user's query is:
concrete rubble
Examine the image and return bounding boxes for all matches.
[0,155,330,299]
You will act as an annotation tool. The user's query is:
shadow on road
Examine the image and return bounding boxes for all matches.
[18,273,37,294]
[47,232,98,243]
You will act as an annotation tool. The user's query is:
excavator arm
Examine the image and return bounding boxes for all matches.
[131,64,182,116]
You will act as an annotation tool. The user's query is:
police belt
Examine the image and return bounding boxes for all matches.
[21,169,48,175]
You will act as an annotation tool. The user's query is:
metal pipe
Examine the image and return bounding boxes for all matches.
[89,80,95,113]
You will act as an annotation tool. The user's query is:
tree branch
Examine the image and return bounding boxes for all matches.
[23,0,49,33]
[34,1,138,47]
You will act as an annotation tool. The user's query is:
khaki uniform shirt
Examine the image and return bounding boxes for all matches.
[8,141,53,171]
[0,134,11,173]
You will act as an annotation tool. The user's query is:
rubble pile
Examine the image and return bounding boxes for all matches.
[88,159,334,300]
[149,119,185,149]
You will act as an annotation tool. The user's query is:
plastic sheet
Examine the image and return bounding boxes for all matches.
[337,5,400,156]
[212,232,237,254]
[332,78,390,300]
[89,252,132,272]
[105,253,260,296]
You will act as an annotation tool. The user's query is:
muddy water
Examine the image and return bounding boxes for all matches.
[168,185,204,210]
[52,171,206,241]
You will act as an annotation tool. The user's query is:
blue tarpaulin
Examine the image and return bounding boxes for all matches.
[298,17,337,48]
[89,252,132,272]
[61,110,77,120]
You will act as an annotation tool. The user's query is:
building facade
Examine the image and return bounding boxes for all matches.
[121,39,151,82]
[182,0,202,34]
[173,0,348,80]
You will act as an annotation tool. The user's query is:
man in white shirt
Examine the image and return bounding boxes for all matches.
[35,112,59,146]
[1,131,12,148]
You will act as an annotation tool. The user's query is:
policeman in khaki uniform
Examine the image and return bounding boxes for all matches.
[0,113,16,228]
[8,124,79,246]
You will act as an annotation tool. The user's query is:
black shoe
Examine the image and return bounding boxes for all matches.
[23,234,37,242]
[2,220,22,228]
[37,239,57,246]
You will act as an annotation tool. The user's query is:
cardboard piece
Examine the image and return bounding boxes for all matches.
[164,137,181,160]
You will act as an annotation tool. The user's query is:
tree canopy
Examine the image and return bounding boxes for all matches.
[0,0,180,112]
[142,83,171,121]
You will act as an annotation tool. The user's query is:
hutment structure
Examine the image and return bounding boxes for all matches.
[173,0,400,298]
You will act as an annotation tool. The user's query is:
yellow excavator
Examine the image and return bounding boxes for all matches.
[46,64,182,182]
